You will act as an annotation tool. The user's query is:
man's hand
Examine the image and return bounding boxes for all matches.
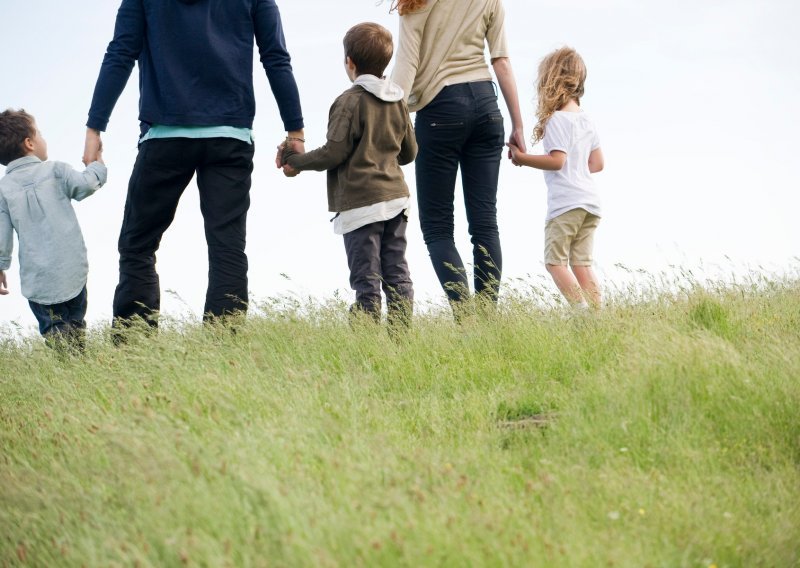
[284,138,304,155]
[0,270,9,296]
[83,128,103,166]
[275,139,306,168]
[275,142,285,168]
[276,130,305,168]
[277,138,304,177]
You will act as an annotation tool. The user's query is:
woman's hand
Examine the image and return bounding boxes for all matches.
[507,127,526,160]
[507,142,524,166]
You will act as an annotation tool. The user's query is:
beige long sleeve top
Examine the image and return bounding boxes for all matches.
[391,0,510,112]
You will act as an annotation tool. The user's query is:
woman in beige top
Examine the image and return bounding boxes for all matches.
[391,0,525,312]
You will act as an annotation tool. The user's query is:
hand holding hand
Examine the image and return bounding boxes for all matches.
[277,137,305,177]
[506,142,524,167]
[276,130,306,168]
[83,128,103,166]
[276,139,305,166]
[508,127,527,157]
[0,271,8,296]
[285,138,304,155]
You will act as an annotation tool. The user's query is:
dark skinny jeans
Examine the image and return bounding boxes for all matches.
[414,81,505,305]
[29,285,88,352]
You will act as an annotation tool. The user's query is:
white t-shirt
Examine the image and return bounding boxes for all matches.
[541,110,602,221]
[333,196,410,235]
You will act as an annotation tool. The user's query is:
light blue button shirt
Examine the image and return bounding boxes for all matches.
[0,157,107,304]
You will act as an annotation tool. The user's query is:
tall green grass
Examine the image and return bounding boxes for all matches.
[2,275,799,567]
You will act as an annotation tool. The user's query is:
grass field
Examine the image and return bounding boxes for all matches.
[2,274,799,567]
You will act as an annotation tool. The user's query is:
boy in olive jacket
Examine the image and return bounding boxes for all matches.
[282,22,417,326]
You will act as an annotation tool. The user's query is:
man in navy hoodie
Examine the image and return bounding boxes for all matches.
[84,0,304,327]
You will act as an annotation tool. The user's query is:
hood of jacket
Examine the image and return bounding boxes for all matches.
[353,74,405,103]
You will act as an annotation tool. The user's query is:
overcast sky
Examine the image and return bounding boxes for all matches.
[1,0,799,335]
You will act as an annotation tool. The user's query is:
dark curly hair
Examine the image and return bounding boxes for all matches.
[0,109,36,166]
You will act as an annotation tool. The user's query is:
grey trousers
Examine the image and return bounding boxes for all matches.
[342,211,414,324]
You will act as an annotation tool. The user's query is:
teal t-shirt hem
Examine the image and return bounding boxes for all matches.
[140,125,253,144]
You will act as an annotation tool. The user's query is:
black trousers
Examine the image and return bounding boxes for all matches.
[414,81,505,304]
[113,137,254,325]
[342,212,414,324]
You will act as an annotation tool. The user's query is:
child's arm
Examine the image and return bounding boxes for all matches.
[283,98,356,175]
[588,147,604,173]
[284,132,353,173]
[507,143,566,171]
[283,139,352,177]
[56,161,108,201]
[0,200,12,295]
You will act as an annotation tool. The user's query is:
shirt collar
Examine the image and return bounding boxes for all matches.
[5,156,42,174]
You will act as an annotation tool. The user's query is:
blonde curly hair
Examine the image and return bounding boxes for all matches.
[389,0,428,15]
[533,47,587,144]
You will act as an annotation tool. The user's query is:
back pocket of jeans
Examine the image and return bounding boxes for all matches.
[484,113,504,124]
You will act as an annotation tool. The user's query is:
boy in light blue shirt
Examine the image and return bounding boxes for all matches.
[0,109,107,345]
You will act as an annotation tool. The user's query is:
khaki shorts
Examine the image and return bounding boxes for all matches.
[544,208,600,266]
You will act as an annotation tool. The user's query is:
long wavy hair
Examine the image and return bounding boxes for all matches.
[389,0,427,15]
[533,47,587,144]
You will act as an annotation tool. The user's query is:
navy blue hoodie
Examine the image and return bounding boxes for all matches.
[87,0,303,134]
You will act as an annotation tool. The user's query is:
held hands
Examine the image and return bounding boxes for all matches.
[276,137,305,178]
[83,128,103,166]
[506,126,527,162]
[274,141,285,169]
[506,123,528,166]
[506,142,525,167]
[508,127,527,155]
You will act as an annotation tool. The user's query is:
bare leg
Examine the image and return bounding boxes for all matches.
[572,265,602,308]
[546,264,585,305]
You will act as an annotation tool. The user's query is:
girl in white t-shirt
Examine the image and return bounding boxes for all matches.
[507,47,604,308]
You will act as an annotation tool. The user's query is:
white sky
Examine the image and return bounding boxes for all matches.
[1,0,799,335]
